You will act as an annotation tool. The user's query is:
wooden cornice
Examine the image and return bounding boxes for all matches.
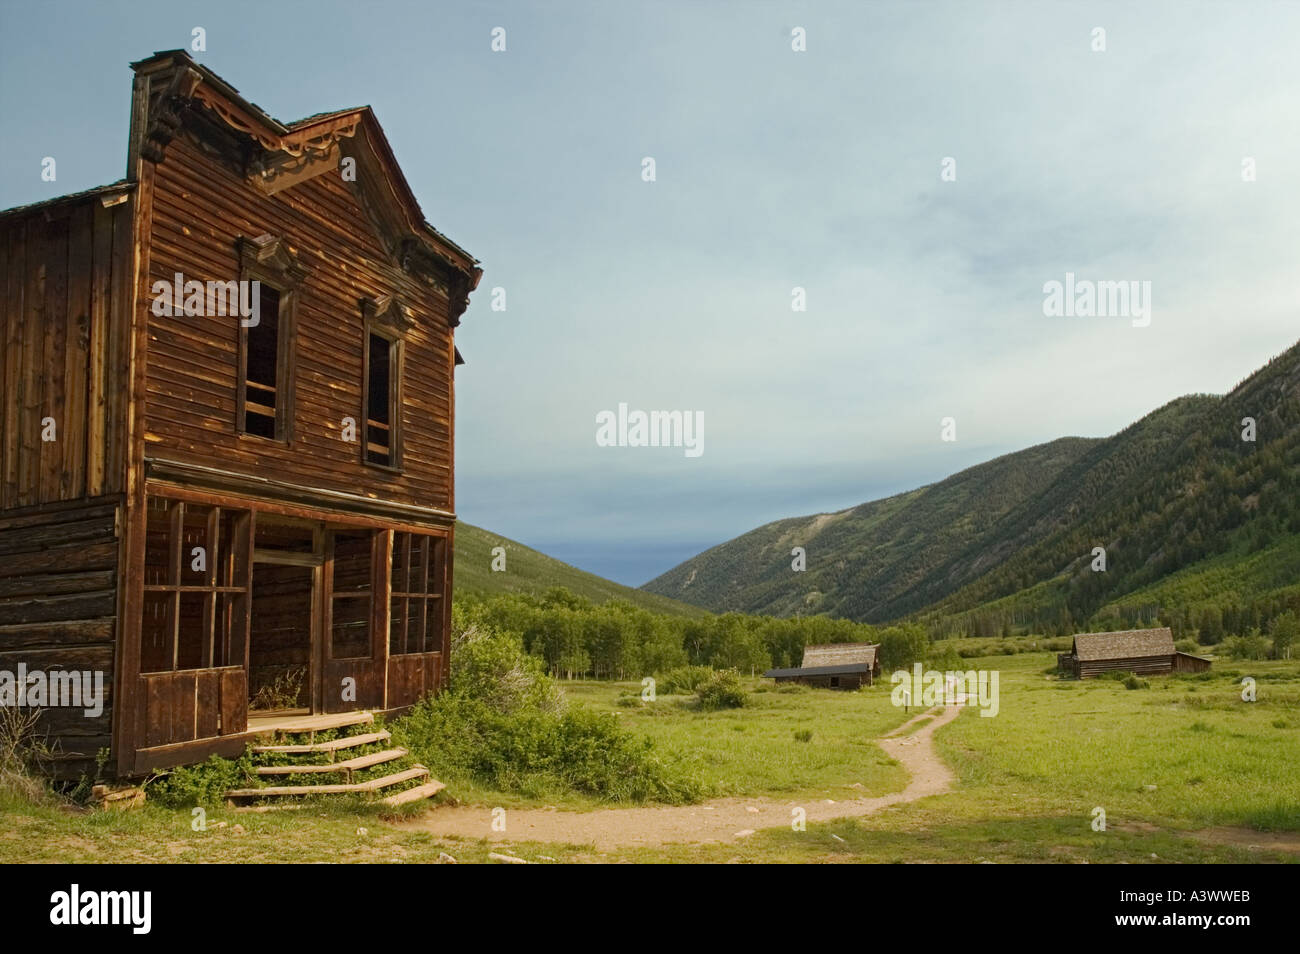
[360,294,415,334]
[141,66,203,163]
[236,233,312,286]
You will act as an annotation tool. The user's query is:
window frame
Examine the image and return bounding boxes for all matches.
[359,294,410,472]
[235,234,310,443]
[140,496,253,674]
[388,531,447,656]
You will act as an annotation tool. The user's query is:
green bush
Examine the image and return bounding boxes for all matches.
[396,622,698,803]
[1219,634,1270,660]
[148,752,254,808]
[793,729,813,743]
[1123,675,1150,690]
[696,669,747,710]
[655,665,715,695]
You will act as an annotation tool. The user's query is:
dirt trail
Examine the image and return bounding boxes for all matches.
[398,705,962,850]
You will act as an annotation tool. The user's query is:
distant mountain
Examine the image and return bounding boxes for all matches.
[454,521,708,617]
[643,341,1300,632]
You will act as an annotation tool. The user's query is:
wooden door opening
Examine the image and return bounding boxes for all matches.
[248,563,316,712]
[248,518,323,713]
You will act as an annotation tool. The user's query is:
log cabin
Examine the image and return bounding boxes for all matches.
[763,642,881,689]
[1056,627,1212,679]
[0,51,481,780]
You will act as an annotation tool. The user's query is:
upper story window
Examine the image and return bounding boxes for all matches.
[243,286,281,438]
[235,234,310,441]
[360,295,410,470]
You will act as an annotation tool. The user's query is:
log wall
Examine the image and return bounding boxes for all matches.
[0,499,121,779]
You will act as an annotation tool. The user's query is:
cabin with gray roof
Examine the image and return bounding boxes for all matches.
[1057,627,1211,679]
[763,642,881,689]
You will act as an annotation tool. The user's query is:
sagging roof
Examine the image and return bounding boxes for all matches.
[1071,627,1175,661]
[801,642,879,669]
[0,180,134,220]
[764,663,874,679]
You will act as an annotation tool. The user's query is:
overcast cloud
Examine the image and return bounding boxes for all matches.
[4,1,1297,584]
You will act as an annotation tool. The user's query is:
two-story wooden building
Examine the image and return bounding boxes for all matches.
[0,51,481,779]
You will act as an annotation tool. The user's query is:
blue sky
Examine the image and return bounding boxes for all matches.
[3,1,1298,585]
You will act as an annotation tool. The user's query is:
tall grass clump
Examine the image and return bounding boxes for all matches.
[0,707,53,805]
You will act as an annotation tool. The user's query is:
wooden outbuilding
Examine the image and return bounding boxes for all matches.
[764,642,881,690]
[0,51,481,779]
[1057,627,1211,679]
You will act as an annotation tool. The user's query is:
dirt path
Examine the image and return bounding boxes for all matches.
[398,705,962,850]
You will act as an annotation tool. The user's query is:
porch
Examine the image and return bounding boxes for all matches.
[119,488,451,777]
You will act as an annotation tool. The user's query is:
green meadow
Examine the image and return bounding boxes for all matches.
[3,651,1296,863]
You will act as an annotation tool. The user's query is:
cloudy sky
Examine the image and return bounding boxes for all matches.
[3,1,1298,584]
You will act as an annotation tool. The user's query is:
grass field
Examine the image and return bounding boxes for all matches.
[3,651,1297,863]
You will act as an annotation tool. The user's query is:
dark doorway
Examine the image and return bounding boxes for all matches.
[248,563,315,712]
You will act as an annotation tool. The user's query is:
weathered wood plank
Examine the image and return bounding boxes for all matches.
[0,569,116,600]
[86,201,115,496]
[63,202,93,500]
[0,589,118,627]
[40,213,69,504]
[0,618,115,649]
[0,540,118,577]
[2,224,23,509]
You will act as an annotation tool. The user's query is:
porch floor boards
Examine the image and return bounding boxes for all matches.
[247,710,375,736]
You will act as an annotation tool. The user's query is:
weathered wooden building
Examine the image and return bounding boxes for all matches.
[764,642,881,690]
[0,51,481,779]
[1057,627,1211,679]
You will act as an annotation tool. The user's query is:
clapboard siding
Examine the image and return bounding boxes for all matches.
[1076,655,1175,679]
[0,499,121,778]
[143,134,455,511]
[0,197,132,512]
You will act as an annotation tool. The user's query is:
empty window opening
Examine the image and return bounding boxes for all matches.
[365,332,394,465]
[242,285,281,438]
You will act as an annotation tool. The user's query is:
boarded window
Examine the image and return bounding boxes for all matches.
[140,497,251,673]
[389,532,446,655]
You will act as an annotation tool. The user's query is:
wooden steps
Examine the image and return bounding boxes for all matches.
[224,713,445,808]
[381,778,447,807]
[226,764,431,801]
[252,730,391,757]
[254,747,409,777]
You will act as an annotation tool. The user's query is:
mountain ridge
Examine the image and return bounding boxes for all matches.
[642,340,1300,632]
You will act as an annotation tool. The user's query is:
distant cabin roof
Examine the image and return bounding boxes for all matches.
[801,643,878,669]
[1071,627,1174,661]
[764,663,873,679]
